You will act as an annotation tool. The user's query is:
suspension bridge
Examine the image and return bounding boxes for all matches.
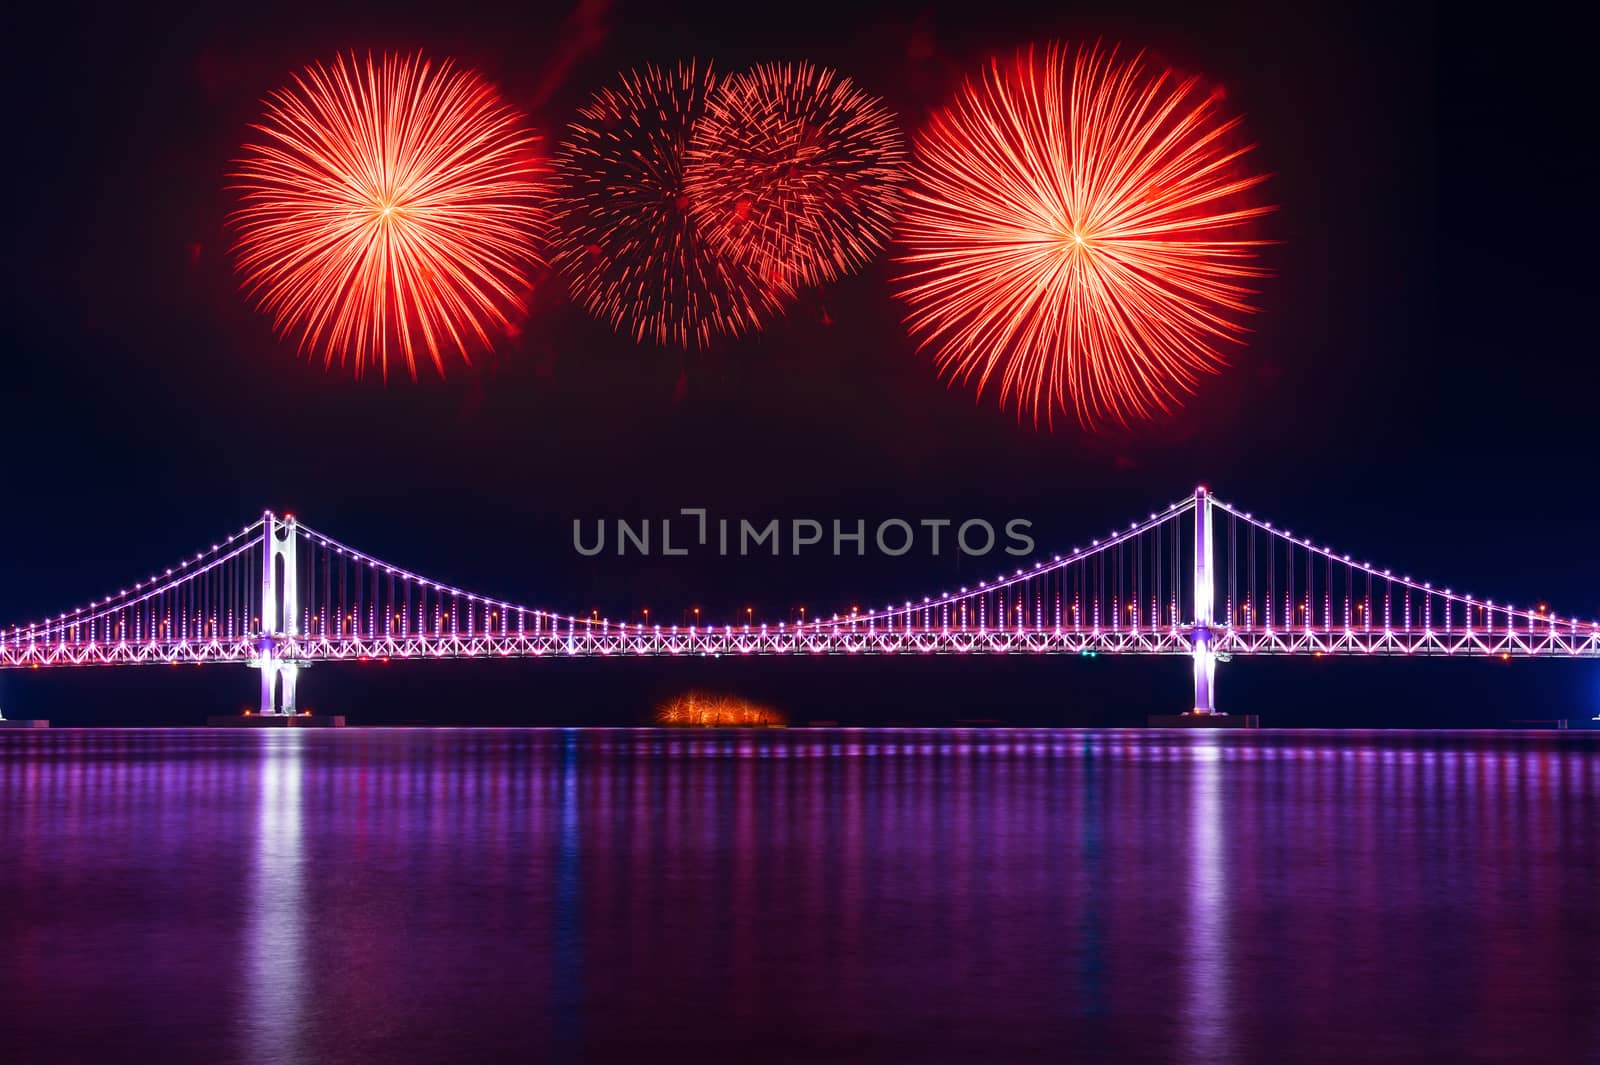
[2,488,1595,720]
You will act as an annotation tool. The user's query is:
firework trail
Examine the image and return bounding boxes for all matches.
[230,52,546,379]
[895,43,1274,429]
[685,62,907,289]
[551,62,788,348]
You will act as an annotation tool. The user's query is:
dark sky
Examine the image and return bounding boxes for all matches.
[3,0,1596,724]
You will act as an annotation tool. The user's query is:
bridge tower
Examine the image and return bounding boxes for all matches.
[254,511,300,715]
[1192,486,1218,714]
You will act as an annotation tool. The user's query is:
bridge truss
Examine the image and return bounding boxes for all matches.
[3,490,1596,715]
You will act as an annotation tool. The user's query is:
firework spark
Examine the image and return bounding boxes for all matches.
[655,691,786,727]
[684,62,907,289]
[230,52,545,379]
[895,43,1274,429]
[551,62,788,348]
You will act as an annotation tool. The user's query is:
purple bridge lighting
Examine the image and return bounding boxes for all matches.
[3,488,1596,718]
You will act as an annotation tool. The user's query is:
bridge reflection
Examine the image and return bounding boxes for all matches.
[0,728,1596,1063]
[245,732,308,1064]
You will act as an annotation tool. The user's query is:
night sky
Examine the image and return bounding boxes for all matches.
[4,0,1596,725]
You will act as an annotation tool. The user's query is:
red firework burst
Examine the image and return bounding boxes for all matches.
[230,52,545,379]
[684,62,907,288]
[551,62,788,348]
[895,43,1274,429]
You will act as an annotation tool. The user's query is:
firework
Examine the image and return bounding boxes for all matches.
[230,52,545,379]
[895,44,1274,429]
[551,62,788,348]
[655,692,786,727]
[685,62,907,288]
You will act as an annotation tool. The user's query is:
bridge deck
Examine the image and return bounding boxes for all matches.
[4,624,1597,667]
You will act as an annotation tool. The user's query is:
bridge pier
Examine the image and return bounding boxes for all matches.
[207,512,341,727]
[1192,486,1219,716]
[212,661,340,726]
[1150,486,1256,728]
[256,660,299,715]
[259,660,276,715]
[1193,639,1217,715]
[256,513,302,717]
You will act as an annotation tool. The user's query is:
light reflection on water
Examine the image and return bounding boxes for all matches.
[0,728,1596,1065]
[248,732,306,1065]
[1183,736,1229,1064]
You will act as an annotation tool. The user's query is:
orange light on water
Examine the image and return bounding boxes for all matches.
[654,692,786,728]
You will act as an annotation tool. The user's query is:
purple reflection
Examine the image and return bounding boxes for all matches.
[245,732,307,1064]
[1182,734,1233,1064]
[0,729,1595,1064]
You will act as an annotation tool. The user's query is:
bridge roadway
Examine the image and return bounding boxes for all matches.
[4,619,1596,669]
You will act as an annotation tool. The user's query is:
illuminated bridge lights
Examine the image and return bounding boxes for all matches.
[1,491,1596,713]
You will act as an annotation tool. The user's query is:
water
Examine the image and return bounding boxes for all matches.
[1,728,1596,1065]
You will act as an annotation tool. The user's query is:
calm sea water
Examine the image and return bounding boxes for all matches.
[1,728,1596,1065]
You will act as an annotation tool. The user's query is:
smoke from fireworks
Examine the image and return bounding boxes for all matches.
[229,52,546,379]
[895,43,1274,429]
[551,62,788,348]
[685,62,907,288]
